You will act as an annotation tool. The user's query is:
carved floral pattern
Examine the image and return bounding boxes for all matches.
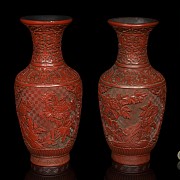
[113,26,153,65]
[15,84,82,149]
[28,25,65,64]
[98,86,166,148]
[16,65,80,85]
[100,65,165,87]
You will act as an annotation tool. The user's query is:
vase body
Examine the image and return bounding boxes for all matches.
[14,15,82,175]
[98,17,166,172]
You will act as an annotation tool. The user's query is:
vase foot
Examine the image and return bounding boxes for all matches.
[112,153,150,166]
[31,155,70,167]
[112,160,150,173]
[31,162,69,176]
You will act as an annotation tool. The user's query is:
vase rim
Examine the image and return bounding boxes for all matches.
[20,15,72,25]
[108,17,158,27]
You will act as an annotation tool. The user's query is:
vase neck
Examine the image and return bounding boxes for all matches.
[28,25,67,67]
[114,26,153,67]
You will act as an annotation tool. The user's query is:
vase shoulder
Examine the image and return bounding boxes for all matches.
[99,65,165,88]
[15,64,81,86]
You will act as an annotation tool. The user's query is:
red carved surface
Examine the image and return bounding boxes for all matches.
[113,27,153,65]
[99,86,165,149]
[15,84,81,149]
[98,18,166,167]
[16,64,80,85]
[14,17,82,167]
[28,25,64,64]
[100,65,165,87]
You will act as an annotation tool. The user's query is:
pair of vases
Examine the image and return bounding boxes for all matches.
[15,15,166,175]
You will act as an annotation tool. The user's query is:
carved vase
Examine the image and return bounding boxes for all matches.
[14,15,82,175]
[98,17,166,173]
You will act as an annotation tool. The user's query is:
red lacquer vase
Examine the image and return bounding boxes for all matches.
[98,17,166,173]
[14,15,82,175]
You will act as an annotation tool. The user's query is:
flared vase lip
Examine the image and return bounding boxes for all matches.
[20,15,72,25]
[108,17,159,27]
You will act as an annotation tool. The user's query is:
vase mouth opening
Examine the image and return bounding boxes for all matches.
[108,17,158,27]
[20,15,72,25]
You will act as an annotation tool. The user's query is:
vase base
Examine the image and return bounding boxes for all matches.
[31,162,69,176]
[105,166,155,180]
[112,160,150,173]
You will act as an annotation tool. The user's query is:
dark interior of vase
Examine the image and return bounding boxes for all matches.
[110,17,157,24]
[21,15,71,21]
